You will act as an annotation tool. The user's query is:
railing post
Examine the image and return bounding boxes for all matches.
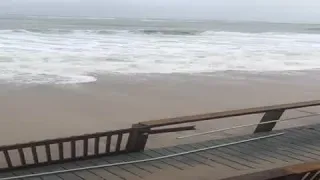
[126,124,150,152]
[254,109,285,133]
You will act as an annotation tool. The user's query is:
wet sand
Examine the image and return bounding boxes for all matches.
[0,71,320,148]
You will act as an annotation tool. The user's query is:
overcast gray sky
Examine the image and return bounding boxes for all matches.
[0,0,320,23]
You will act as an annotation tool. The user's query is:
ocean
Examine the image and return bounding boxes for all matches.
[1,16,320,84]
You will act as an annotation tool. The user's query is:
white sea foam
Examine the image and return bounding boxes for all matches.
[1,29,320,84]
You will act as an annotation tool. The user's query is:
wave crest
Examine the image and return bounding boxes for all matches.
[136,29,200,35]
[1,28,203,36]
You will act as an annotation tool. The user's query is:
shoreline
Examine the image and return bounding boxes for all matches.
[2,68,320,86]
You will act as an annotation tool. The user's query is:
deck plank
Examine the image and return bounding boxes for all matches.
[270,135,320,160]
[127,152,168,171]
[29,165,63,180]
[61,162,104,180]
[221,135,279,164]
[187,143,245,170]
[0,173,15,179]
[90,157,142,180]
[203,137,266,167]
[262,135,316,162]
[11,169,41,180]
[239,138,294,163]
[170,145,216,168]
[243,137,304,163]
[74,159,123,180]
[164,147,203,167]
[99,155,150,178]
[228,136,290,167]
[143,150,187,170]
[152,148,195,168]
[192,141,254,170]
[112,153,160,174]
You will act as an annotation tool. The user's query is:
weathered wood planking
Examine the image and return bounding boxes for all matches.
[1,124,319,180]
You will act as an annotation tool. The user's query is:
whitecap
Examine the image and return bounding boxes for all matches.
[1,29,320,84]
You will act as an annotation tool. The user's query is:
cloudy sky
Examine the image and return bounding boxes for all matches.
[0,0,320,23]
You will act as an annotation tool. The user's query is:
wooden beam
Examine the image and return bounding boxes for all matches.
[58,143,64,160]
[3,150,12,168]
[254,110,284,133]
[31,146,39,164]
[94,137,100,155]
[105,135,111,153]
[83,139,88,157]
[285,162,320,174]
[18,148,26,166]
[147,125,196,134]
[126,124,150,152]
[139,100,320,128]
[45,144,52,163]
[71,140,76,159]
[116,133,123,152]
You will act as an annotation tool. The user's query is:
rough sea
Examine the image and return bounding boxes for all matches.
[1,16,320,84]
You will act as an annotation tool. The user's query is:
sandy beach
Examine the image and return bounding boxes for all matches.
[0,71,320,149]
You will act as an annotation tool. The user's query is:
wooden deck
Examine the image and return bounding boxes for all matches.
[1,123,320,180]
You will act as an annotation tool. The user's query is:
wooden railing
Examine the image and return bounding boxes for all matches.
[139,100,320,128]
[0,125,194,172]
[0,128,132,171]
[128,100,320,152]
[1,100,320,172]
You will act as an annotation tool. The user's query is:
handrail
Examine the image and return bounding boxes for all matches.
[176,113,320,139]
[0,128,132,171]
[0,128,132,151]
[139,100,320,128]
